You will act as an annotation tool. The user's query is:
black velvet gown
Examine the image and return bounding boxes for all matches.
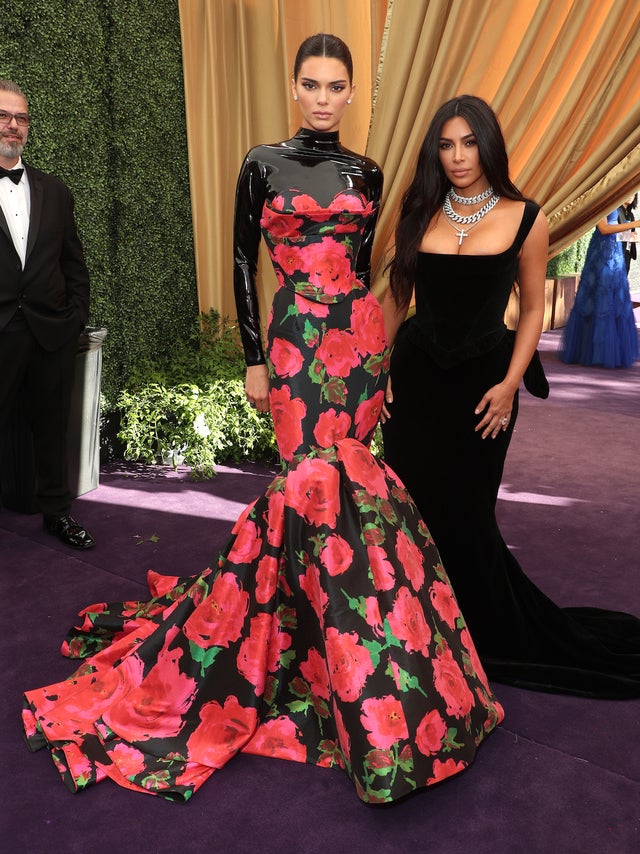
[22,129,504,804]
[382,200,640,698]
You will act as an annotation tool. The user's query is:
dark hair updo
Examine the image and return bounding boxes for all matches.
[293,33,353,83]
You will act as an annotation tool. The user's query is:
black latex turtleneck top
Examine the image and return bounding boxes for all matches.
[233,128,383,365]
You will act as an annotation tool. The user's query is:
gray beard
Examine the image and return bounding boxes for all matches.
[0,138,25,159]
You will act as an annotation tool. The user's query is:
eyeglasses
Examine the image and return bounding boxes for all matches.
[0,111,30,127]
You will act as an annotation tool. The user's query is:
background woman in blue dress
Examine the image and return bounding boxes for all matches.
[560,199,640,369]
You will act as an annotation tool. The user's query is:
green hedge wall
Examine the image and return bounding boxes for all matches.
[0,0,198,403]
[546,232,591,277]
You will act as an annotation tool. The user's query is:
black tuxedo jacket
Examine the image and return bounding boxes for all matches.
[0,162,90,351]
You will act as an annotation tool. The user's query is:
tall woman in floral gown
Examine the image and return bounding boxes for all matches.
[22,35,503,805]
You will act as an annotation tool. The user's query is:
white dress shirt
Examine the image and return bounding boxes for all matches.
[0,157,30,268]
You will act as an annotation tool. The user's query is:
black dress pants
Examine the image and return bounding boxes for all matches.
[0,326,76,516]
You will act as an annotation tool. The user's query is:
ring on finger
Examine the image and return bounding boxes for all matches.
[500,416,508,426]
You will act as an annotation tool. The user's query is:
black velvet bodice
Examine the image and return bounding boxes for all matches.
[407,200,540,367]
[233,128,383,365]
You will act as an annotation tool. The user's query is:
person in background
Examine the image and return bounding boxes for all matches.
[617,192,637,274]
[0,79,94,549]
[559,196,640,369]
[22,37,503,805]
[381,94,640,698]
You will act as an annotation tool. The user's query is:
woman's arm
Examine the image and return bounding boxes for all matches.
[596,215,640,235]
[233,155,267,367]
[475,208,549,438]
[379,286,411,423]
[380,286,409,351]
[502,208,549,391]
[233,154,270,410]
[355,167,384,288]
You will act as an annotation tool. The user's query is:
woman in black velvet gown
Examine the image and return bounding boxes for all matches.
[22,40,503,805]
[381,94,640,698]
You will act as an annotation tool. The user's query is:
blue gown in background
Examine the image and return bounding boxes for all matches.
[559,211,638,368]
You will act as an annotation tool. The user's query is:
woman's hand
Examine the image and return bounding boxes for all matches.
[245,364,270,413]
[380,376,393,424]
[474,381,517,439]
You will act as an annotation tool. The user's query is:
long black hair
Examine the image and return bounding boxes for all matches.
[293,33,353,83]
[387,95,525,309]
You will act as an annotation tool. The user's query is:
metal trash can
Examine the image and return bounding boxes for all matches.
[0,326,108,513]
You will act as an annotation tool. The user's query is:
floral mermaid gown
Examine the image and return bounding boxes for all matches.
[23,129,503,804]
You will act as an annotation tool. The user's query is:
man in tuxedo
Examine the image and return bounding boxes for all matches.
[0,79,95,548]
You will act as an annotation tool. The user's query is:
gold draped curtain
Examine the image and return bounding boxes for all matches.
[178,0,640,319]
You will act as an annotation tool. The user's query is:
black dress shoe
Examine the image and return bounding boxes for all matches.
[43,514,96,549]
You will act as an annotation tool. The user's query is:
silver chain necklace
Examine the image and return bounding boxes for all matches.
[443,189,500,225]
[449,185,494,205]
[442,189,500,245]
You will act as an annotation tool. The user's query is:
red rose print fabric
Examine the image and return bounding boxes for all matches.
[23,190,503,804]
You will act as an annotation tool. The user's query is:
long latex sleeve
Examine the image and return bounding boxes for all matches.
[233,156,267,366]
[354,173,383,289]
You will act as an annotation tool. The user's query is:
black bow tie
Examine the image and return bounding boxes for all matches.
[0,166,23,184]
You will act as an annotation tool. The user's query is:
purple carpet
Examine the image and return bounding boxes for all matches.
[1,329,639,853]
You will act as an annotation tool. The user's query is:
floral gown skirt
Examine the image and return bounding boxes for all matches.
[23,285,504,804]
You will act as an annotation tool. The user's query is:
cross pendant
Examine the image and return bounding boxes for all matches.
[455,227,469,245]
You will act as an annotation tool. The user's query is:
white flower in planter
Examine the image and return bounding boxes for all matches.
[193,412,211,438]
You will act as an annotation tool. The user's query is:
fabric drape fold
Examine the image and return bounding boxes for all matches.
[366,0,640,291]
